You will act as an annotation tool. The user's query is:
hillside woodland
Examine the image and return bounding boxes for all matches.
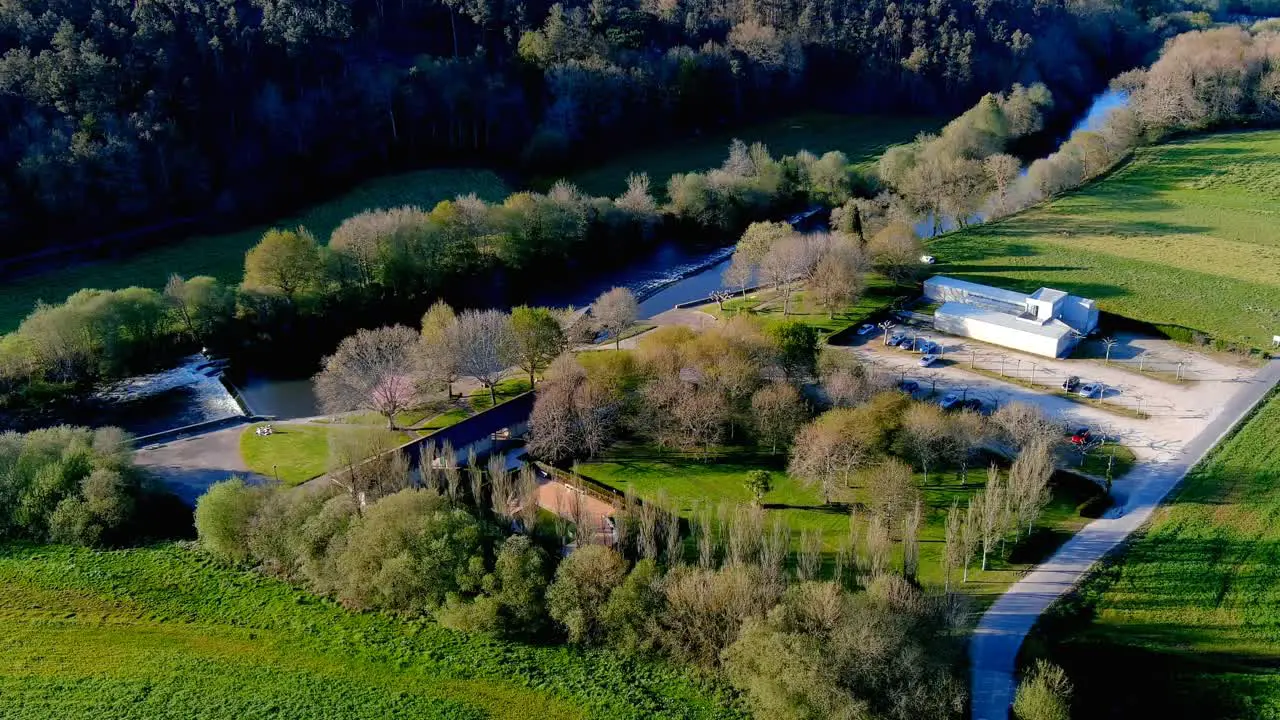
[0,0,1187,255]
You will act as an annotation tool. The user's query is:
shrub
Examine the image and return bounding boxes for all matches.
[334,489,489,612]
[602,558,665,655]
[547,544,629,645]
[195,477,267,564]
[1013,660,1073,720]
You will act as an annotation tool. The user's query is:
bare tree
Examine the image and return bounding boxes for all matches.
[961,498,979,583]
[750,382,807,454]
[944,410,986,487]
[467,448,485,510]
[865,458,919,530]
[809,242,867,318]
[455,309,516,408]
[789,409,877,505]
[1010,439,1055,537]
[903,499,922,581]
[440,439,460,503]
[992,402,1062,452]
[723,253,753,298]
[593,287,639,350]
[327,429,411,512]
[943,499,961,592]
[902,402,949,483]
[978,464,1006,572]
[488,452,512,523]
[315,325,421,429]
[864,514,891,577]
[517,464,540,533]
[797,528,822,581]
[758,234,819,316]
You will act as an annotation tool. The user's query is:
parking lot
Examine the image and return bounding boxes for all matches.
[834,321,1269,492]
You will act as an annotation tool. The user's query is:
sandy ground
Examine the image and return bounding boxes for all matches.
[534,477,617,544]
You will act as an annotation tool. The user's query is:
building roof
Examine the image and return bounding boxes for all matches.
[924,275,1031,308]
[936,302,1075,340]
[1030,287,1068,303]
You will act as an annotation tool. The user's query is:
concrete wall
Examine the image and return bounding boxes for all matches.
[935,311,1068,358]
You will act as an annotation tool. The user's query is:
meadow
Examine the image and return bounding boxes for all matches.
[931,130,1280,349]
[578,443,1104,608]
[0,542,743,720]
[556,112,942,199]
[1030,390,1280,718]
[0,169,510,333]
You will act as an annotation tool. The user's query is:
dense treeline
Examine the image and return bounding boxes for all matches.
[0,141,854,423]
[0,0,1176,257]
[0,425,181,544]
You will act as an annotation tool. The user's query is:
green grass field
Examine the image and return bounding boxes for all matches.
[931,130,1280,349]
[578,442,1102,608]
[0,543,742,719]
[1031,390,1280,719]
[558,113,942,198]
[239,422,414,486]
[0,169,510,333]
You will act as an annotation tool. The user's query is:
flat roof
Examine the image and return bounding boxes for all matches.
[924,276,1031,307]
[1030,287,1068,303]
[936,301,1075,340]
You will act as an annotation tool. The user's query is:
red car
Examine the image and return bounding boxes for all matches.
[1069,427,1092,446]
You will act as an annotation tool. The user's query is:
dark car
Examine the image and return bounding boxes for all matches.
[887,333,906,347]
[961,398,984,413]
[899,380,920,394]
[1062,375,1081,392]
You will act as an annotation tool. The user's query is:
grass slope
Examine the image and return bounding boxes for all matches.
[578,443,1101,608]
[931,130,1280,348]
[1032,390,1280,719]
[0,543,741,720]
[0,169,509,333]
[559,113,943,199]
[239,422,414,486]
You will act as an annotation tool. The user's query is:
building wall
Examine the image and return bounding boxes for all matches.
[935,311,1069,358]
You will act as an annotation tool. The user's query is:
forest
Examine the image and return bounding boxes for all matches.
[0,0,1194,259]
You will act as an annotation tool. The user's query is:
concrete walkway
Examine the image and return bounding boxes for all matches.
[969,359,1280,720]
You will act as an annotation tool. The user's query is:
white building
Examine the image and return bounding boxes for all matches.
[922,276,1099,358]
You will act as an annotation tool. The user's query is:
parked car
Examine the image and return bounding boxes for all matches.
[1062,375,1081,392]
[1069,427,1092,446]
[887,333,906,347]
[938,393,961,410]
[920,255,937,264]
[856,324,876,336]
[917,340,939,354]
[899,380,920,394]
[1078,383,1102,398]
[918,354,939,367]
[899,337,919,351]
[961,398,985,413]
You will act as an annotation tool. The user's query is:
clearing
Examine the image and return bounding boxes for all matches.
[558,112,943,199]
[1026,389,1280,719]
[931,130,1280,349]
[0,543,742,720]
[0,168,509,332]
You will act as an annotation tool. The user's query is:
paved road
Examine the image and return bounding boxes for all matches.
[969,359,1280,720]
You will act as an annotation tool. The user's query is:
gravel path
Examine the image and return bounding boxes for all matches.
[968,358,1280,719]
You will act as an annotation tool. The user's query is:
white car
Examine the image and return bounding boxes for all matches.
[856,324,876,336]
[1078,383,1102,398]
[918,354,939,367]
[938,393,961,410]
[920,254,937,264]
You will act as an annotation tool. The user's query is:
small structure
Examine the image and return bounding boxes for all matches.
[923,276,1099,358]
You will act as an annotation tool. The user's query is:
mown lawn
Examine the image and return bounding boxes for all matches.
[0,168,509,332]
[468,377,533,412]
[239,422,411,486]
[1030,390,1280,719]
[0,543,743,720]
[930,130,1280,349]
[557,112,943,199]
[578,442,1102,608]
